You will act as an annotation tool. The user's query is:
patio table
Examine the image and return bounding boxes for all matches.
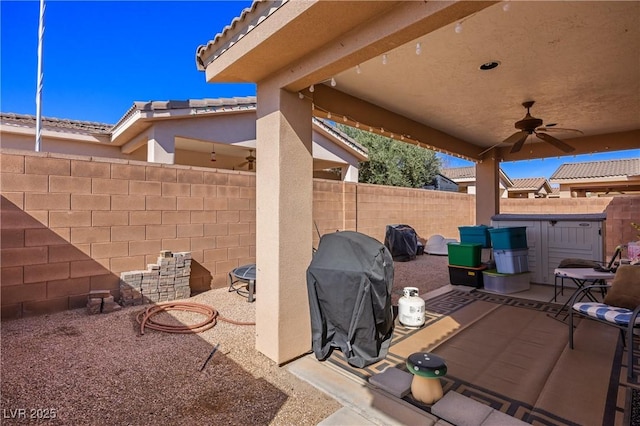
[228,264,256,303]
[551,267,615,320]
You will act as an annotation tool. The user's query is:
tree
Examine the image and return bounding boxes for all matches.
[337,124,440,188]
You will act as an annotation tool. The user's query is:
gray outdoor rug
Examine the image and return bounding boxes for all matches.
[326,290,633,425]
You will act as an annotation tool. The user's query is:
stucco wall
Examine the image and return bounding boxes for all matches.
[1,132,140,160]
[2,150,638,319]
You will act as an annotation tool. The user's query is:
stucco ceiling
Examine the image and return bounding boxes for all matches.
[199,1,639,163]
[328,1,639,160]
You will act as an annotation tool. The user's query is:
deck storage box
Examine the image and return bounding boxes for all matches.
[494,248,529,274]
[448,265,487,288]
[488,227,527,250]
[459,225,492,248]
[482,270,531,294]
[447,242,482,267]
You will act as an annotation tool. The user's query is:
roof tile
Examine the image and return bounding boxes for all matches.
[441,166,475,179]
[550,158,640,180]
[1,112,112,133]
[195,1,285,70]
[510,177,547,191]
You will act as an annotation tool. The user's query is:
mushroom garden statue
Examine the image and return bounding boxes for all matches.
[406,352,447,404]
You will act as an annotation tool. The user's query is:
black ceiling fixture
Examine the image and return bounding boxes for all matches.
[479,61,500,70]
[503,101,581,154]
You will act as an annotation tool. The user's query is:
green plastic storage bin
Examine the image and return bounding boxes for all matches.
[447,242,482,267]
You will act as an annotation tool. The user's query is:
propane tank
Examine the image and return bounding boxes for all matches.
[398,287,426,328]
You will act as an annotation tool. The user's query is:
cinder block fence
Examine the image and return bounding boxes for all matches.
[1,149,637,319]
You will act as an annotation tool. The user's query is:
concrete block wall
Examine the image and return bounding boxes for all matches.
[500,198,613,215]
[1,150,256,319]
[604,196,640,258]
[2,149,636,319]
[312,180,357,248]
[355,183,474,242]
[501,196,640,258]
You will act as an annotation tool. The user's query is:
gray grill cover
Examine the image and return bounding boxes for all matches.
[306,231,394,368]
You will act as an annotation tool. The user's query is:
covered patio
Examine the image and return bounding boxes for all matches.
[194,1,640,364]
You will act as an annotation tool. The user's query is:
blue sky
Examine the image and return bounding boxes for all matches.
[1,1,255,123]
[2,1,637,180]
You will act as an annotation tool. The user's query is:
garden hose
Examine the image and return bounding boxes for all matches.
[136,301,255,335]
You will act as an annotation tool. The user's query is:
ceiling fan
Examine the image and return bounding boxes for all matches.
[502,101,581,154]
[479,101,582,156]
[236,149,256,171]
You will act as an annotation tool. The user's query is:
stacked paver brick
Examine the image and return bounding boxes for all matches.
[119,251,192,306]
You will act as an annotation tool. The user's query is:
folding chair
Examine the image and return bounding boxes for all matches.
[568,265,640,380]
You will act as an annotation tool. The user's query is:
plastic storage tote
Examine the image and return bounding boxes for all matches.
[447,242,482,267]
[494,248,529,274]
[459,225,492,248]
[488,227,527,250]
[482,270,530,294]
[448,265,487,288]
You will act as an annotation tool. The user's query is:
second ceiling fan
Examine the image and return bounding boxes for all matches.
[236,149,256,171]
[503,101,580,154]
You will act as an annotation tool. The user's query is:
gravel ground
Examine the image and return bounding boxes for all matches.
[1,256,450,425]
[391,253,451,305]
[0,289,339,426]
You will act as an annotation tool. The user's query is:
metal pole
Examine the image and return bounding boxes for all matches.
[35,0,45,152]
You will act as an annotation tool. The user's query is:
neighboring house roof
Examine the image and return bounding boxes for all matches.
[112,97,258,133]
[434,173,457,186]
[507,177,552,197]
[107,97,367,162]
[441,166,513,187]
[1,112,112,134]
[313,118,367,159]
[509,177,550,192]
[550,158,640,181]
[1,97,368,165]
[441,166,475,180]
[423,173,459,192]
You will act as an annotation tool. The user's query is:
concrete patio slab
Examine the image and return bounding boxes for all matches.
[287,355,437,426]
[368,367,413,399]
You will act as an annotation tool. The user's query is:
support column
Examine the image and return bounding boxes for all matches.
[475,157,500,226]
[255,83,313,364]
[147,128,175,164]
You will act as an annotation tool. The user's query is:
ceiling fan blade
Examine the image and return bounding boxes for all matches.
[537,127,584,135]
[509,132,529,154]
[536,132,575,153]
[477,130,529,157]
[503,130,527,145]
[477,141,504,157]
